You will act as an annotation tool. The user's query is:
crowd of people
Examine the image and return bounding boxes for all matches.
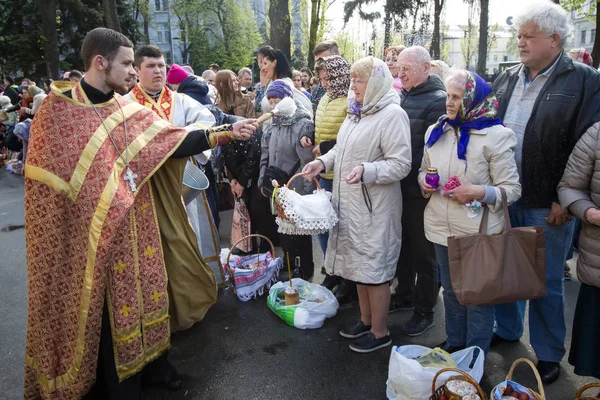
[3,0,600,398]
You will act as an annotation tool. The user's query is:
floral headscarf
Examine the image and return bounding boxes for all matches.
[347,57,397,117]
[426,71,503,166]
[323,56,351,100]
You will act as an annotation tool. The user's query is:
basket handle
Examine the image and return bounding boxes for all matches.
[431,368,487,400]
[225,234,276,282]
[506,358,546,400]
[286,172,321,190]
[575,383,600,399]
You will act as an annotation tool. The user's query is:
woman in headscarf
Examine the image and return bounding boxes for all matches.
[419,69,521,354]
[568,48,593,66]
[303,57,412,353]
[22,85,47,116]
[300,55,351,291]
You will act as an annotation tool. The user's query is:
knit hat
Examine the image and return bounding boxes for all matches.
[266,79,293,99]
[167,64,189,85]
[182,65,195,75]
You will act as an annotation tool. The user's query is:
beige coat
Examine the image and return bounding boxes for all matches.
[558,122,600,288]
[319,88,412,284]
[419,123,521,246]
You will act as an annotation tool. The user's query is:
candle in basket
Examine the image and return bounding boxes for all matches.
[425,167,440,189]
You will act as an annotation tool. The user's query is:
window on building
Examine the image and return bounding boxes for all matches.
[593,29,596,43]
[581,30,587,44]
[155,0,169,11]
[163,51,172,65]
[157,23,171,44]
[494,54,498,61]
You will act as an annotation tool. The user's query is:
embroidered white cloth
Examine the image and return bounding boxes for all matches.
[276,188,339,235]
[227,252,283,302]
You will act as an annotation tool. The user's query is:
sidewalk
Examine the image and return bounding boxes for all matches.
[0,169,598,399]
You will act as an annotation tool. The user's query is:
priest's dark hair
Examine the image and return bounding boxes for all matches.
[134,45,164,68]
[81,27,133,72]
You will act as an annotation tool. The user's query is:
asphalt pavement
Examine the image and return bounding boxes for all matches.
[1,168,598,399]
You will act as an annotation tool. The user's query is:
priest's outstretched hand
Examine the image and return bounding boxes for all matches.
[231,119,258,140]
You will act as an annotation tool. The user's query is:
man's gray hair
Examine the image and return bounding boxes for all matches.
[238,67,252,77]
[399,46,432,64]
[202,70,214,79]
[514,0,572,48]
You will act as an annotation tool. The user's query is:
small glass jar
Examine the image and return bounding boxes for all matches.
[425,167,440,189]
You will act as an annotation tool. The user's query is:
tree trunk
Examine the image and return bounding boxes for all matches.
[430,0,444,59]
[35,0,60,79]
[308,0,320,68]
[143,0,150,43]
[593,1,600,68]
[477,0,489,76]
[383,1,392,51]
[269,0,291,58]
[103,0,122,32]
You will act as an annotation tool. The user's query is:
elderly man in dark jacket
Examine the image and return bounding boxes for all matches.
[390,46,446,337]
[492,1,600,385]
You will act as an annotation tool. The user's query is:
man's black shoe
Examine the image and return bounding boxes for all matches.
[403,312,434,336]
[490,332,520,347]
[537,360,560,385]
[435,341,465,353]
[389,294,414,313]
[142,359,182,391]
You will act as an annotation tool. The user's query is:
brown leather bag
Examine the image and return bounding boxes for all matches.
[447,189,547,306]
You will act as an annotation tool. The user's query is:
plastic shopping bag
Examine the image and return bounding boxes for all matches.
[386,345,485,400]
[267,278,339,329]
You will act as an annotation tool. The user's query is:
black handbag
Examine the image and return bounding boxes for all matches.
[261,160,300,197]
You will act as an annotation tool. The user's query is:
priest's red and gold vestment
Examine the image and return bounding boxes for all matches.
[23,81,215,399]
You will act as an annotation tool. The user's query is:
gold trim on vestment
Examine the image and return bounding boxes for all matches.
[132,84,174,122]
[25,165,71,198]
[70,102,141,200]
[50,81,119,108]
[24,116,179,391]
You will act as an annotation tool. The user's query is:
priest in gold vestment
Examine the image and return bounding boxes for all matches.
[23,28,257,400]
[124,45,228,332]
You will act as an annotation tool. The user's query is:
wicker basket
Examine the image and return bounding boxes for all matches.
[225,234,276,295]
[575,383,600,400]
[273,172,321,221]
[490,358,545,400]
[430,368,487,400]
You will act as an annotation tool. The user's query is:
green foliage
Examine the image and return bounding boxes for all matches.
[0,1,44,78]
[561,0,597,19]
[174,0,262,72]
[0,0,140,80]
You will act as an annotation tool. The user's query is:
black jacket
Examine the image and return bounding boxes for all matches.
[4,86,19,106]
[222,131,262,191]
[493,53,600,208]
[177,76,211,105]
[399,75,447,198]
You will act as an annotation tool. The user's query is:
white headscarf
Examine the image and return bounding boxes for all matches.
[348,57,399,117]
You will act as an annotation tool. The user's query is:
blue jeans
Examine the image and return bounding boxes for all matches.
[436,244,495,354]
[494,201,575,362]
[317,177,333,257]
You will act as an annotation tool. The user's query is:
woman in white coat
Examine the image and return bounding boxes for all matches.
[419,69,521,354]
[304,57,412,353]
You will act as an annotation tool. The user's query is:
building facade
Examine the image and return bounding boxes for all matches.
[569,3,596,53]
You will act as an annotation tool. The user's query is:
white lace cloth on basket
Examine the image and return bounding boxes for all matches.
[276,188,339,235]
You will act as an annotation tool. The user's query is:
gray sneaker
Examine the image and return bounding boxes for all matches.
[403,312,434,337]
